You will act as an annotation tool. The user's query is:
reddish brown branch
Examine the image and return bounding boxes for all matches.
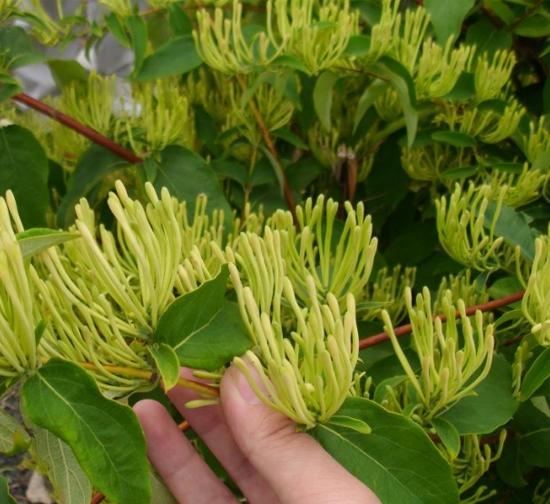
[11,93,142,165]
[90,493,105,504]
[359,290,525,350]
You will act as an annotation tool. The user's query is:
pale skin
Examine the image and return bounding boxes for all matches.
[134,364,381,504]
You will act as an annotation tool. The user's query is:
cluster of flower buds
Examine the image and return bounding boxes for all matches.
[382,288,495,419]
[474,50,516,103]
[0,193,38,378]
[522,228,550,346]
[435,183,519,272]
[98,0,133,17]
[228,228,359,428]
[268,195,378,306]
[267,0,359,74]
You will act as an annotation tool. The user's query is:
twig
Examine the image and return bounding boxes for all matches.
[11,93,142,165]
[78,361,219,397]
[359,290,525,350]
[90,493,105,504]
[235,76,296,217]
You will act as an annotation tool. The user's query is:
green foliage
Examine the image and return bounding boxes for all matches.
[21,359,151,504]
[0,0,549,502]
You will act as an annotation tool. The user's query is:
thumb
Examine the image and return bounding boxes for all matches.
[220,364,380,504]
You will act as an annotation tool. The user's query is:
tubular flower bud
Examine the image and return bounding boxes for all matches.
[32,182,219,393]
[474,50,515,103]
[268,195,378,306]
[194,0,277,74]
[358,265,416,323]
[267,0,360,74]
[0,231,39,376]
[98,0,133,17]
[522,229,550,346]
[230,235,359,428]
[435,183,517,272]
[382,288,494,419]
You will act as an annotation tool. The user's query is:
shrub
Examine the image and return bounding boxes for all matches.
[0,0,549,502]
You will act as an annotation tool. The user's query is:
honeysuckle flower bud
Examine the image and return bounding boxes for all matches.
[358,265,416,323]
[433,270,487,315]
[194,0,277,74]
[401,142,459,182]
[229,235,359,427]
[416,39,473,99]
[435,183,516,272]
[522,229,550,346]
[521,117,550,171]
[474,50,516,103]
[61,73,116,136]
[268,195,378,307]
[393,6,430,74]
[267,0,360,75]
[115,79,195,155]
[0,0,19,21]
[32,182,224,393]
[382,288,494,419]
[0,229,38,376]
[98,0,133,17]
[450,432,506,499]
[484,163,545,208]
[358,0,399,64]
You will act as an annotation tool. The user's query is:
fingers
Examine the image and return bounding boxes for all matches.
[168,372,280,504]
[133,400,237,504]
[220,365,381,504]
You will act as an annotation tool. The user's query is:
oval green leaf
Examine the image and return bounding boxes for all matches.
[21,359,151,504]
[16,228,79,259]
[312,397,459,504]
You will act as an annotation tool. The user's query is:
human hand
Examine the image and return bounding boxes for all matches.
[134,364,381,504]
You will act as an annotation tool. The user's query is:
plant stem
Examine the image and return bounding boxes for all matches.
[78,362,219,397]
[11,93,143,165]
[235,76,297,217]
[359,290,525,350]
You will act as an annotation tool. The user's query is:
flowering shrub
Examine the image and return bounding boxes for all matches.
[0,0,549,502]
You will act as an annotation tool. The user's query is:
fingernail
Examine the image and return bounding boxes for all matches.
[237,370,261,405]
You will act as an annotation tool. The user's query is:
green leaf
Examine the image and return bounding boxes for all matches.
[127,15,148,74]
[168,3,192,36]
[313,71,340,131]
[484,202,538,262]
[15,228,79,259]
[105,13,130,47]
[21,359,151,504]
[521,348,550,401]
[0,73,21,102]
[514,13,550,38]
[47,60,89,88]
[0,409,31,455]
[273,128,308,149]
[440,166,480,180]
[156,265,252,370]
[57,145,129,227]
[353,79,387,133]
[136,36,202,81]
[312,397,459,504]
[153,146,231,227]
[438,355,518,434]
[496,437,528,488]
[370,57,418,147]
[0,475,16,504]
[32,426,93,504]
[0,27,43,69]
[344,34,371,57]
[148,343,180,391]
[431,131,477,148]
[520,427,550,467]
[0,125,49,227]
[329,415,372,434]
[432,418,460,459]
[425,0,475,43]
